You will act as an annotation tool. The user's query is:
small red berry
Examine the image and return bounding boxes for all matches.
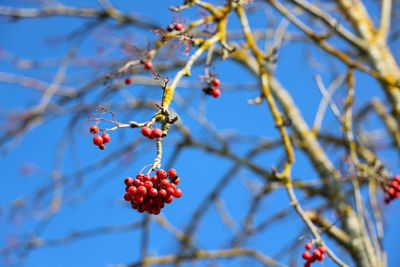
[90,125,99,134]
[149,188,158,197]
[141,126,152,137]
[98,144,105,150]
[173,188,182,198]
[143,174,152,182]
[151,175,159,184]
[313,249,321,258]
[158,189,167,198]
[394,175,400,183]
[174,23,183,31]
[318,246,327,254]
[101,132,111,143]
[133,179,141,187]
[125,78,131,85]
[156,169,168,180]
[305,242,312,250]
[137,186,147,196]
[302,251,312,260]
[93,135,103,146]
[211,88,221,98]
[212,78,220,87]
[160,179,170,189]
[318,254,324,261]
[165,195,173,203]
[127,186,137,195]
[384,197,391,204]
[168,169,177,178]
[388,187,396,197]
[136,174,144,181]
[304,262,311,267]
[167,186,174,195]
[144,181,153,191]
[124,177,133,186]
[134,194,144,204]
[151,128,162,139]
[124,192,133,201]
[143,61,153,70]
[173,177,180,185]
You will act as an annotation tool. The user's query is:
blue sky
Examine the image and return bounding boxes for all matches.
[1,0,400,266]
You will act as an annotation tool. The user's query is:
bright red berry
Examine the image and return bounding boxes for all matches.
[143,61,152,70]
[133,179,141,187]
[167,186,174,195]
[151,175,159,184]
[141,126,152,137]
[101,132,110,143]
[302,251,312,260]
[93,135,103,146]
[388,187,396,197]
[395,175,400,183]
[144,181,153,191]
[124,192,133,201]
[173,177,180,185]
[156,169,168,180]
[318,254,324,261]
[127,186,137,195]
[149,188,158,197]
[318,246,327,254]
[211,88,221,98]
[304,262,311,267]
[124,177,133,186]
[158,189,167,198]
[90,125,99,134]
[160,179,170,189]
[151,128,162,139]
[98,144,105,150]
[136,174,144,181]
[305,242,312,250]
[168,169,177,178]
[165,195,173,203]
[174,23,183,31]
[125,78,131,85]
[212,78,220,87]
[134,194,144,204]
[137,186,147,196]
[173,188,182,198]
[313,249,321,258]
[143,174,152,182]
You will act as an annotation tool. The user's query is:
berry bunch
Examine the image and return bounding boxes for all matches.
[141,126,163,139]
[123,168,182,214]
[384,175,400,204]
[203,78,221,98]
[90,125,111,150]
[302,242,326,266]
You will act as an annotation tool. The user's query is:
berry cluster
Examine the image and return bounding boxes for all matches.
[167,23,183,32]
[384,175,400,204]
[302,242,326,266]
[90,125,111,150]
[141,126,163,139]
[123,168,182,214]
[203,78,221,98]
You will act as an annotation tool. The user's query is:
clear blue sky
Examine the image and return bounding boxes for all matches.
[1,0,400,266]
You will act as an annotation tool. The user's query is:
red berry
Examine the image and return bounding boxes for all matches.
[143,174,152,182]
[384,197,391,204]
[93,135,103,146]
[211,88,221,98]
[133,179,141,187]
[156,169,168,180]
[151,128,162,139]
[127,186,137,195]
[173,188,182,198]
[169,183,176,189]
[173,177,180,185]
[394,175,400,183]
[137,186,147,196]
[160,179,170,189]
[304,262,311,267]
[131,201,138,209]
[143,61,153,70]
[125,78,131,85]
[168,169,177,178]
[98,144,105,150]
[388,187,396,197]
[212,78,220,87]
[151,175,159,184]
[124,192,133,201]
[158,189,167,198]
[302,251,312,260]
[136,174,144,181]
[165,195,173,203]
[167,186,174,195]
[153,208,161,215]
[174,23,183,31]
[313,249,321,258]
[141,126,152,137]
[134,194,144,204]
[318,254,324,261]
[90,125,99,134]
[124,177,133,186]
[149,188,158,197]
[318,246,327,254]
[144,181,153,191]
[305,242,312,250]
[101,133,110,143]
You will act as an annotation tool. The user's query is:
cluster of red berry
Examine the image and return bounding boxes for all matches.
[203,78,221,98]
[302,242,326,266]
[384,175,400,204]
[167,23,183,32]
[123,168,182,214]
[90,125,111,150]
[140,126,163,139]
